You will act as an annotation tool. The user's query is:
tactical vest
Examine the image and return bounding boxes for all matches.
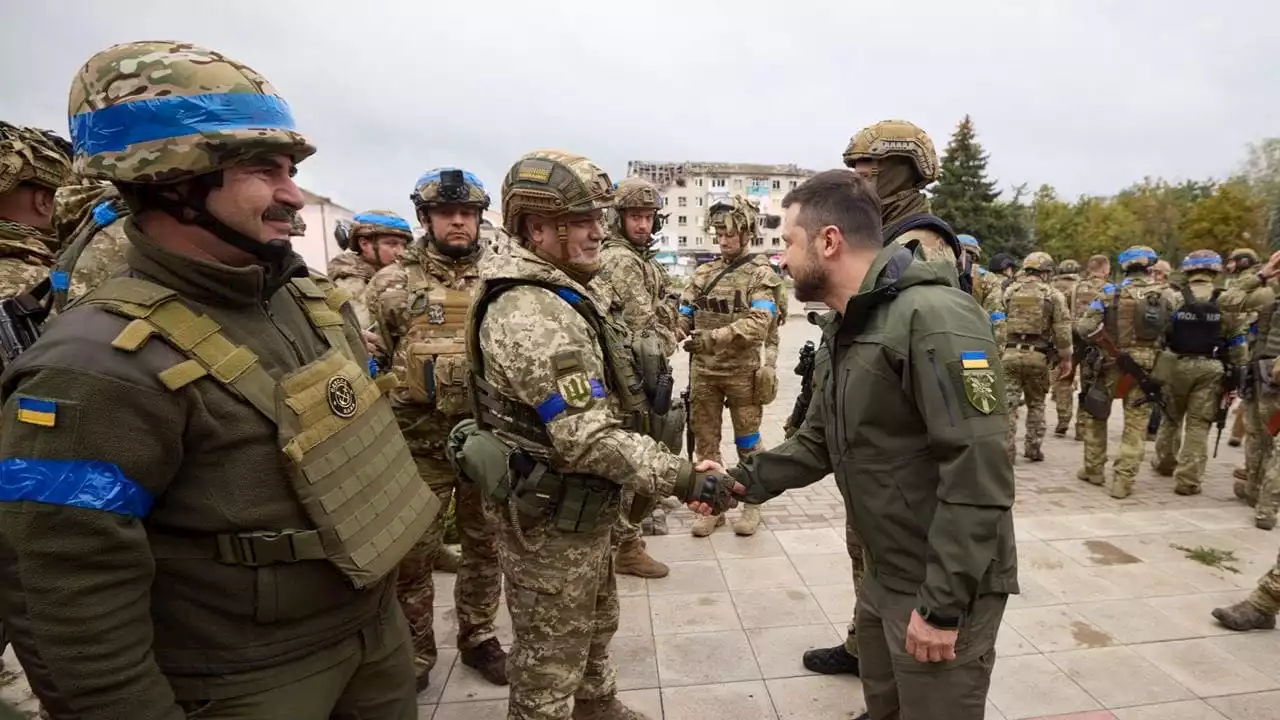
[881,213,967,294]
[397,261,475,416]
[1005,280,1052,343]
[690,258,755,334]
[1105,281,1169,349]
[1167,285,1223,357]
[1071,280,1101,322]
[1051,277,1078,315]
[82,275,438,589]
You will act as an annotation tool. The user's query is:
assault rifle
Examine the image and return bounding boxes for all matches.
[787,340,817,432]
[0,278,52,372]
[681,352,694,461]
[1091,330,1168,414]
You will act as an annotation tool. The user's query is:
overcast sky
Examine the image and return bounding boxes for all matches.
[3,1,1276,220]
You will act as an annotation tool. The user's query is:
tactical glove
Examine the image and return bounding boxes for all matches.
[683,329,712,354]
[672,465,739,514]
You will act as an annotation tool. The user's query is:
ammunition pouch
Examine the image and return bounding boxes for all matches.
[651,396,686,455]
[628,492,662,524]
[405,343,470,416]
[754,365,779,404]
[1082,376,1112,420]
[448,419,516,503]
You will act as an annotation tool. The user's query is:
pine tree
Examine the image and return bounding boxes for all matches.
[931,115,1029,257]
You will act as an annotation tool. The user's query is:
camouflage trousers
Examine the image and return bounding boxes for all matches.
[841,523,867,657]
[1242,396,1272,499]
[1231,403,1247,443]
[396,450,501,677]
[1247,545,1280,615]
[1052,363,1076,431]
[1002,349,1052,460]
[1079,365,1154,496]
[496,498,620,720]
[691,370,763,518]
[1152,357,1223,492]
[1249,393,1280,524]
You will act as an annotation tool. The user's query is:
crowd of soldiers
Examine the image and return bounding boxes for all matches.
[2,37,1280,720]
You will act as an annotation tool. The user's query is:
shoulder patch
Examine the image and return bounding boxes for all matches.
[15,396,58,427]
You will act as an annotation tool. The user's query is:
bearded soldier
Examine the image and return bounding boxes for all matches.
[327,210,410,328]
[1049,259,1082,435]
[1,40,435,718]
[594,177,676,576]
[677,195,782,538]
[1076,246,1177,498]
[1001,252,1072,463]
[448,149,736,720]
[365,168,507,689]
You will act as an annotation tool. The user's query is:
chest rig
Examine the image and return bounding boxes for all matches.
[82,275,439,589]
[1105,283,1169,349]
[396,260,478,416]
[690,257,755,333]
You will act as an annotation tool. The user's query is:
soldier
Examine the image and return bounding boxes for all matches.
[453,149,736,720]
[0,41,436,718]
[1070,255,1112,440]
[593,177,675,577]
[1001,252,1073,463]
[1075,246,1177,498]
[365,168,507,689]
[957,234,1007,346]
[327,210,409,328]
[990,253,1018,289]
[1049,259,1082,435]
[1149,251,1247,494]
[1226,248,1260,465]
[677,195,782,538]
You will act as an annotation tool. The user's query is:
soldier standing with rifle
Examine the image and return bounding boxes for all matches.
[1075,246,1177,499]
[1070,255,1112,440]
[1149,251,1247,495]
[1050,259,1083,435]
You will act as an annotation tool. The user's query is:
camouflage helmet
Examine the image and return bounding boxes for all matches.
[1057,259,1081,275]
[705,195,760,238]
[613,177,663,211]
[412,167,490,211]
[842,120,939,186]
[1230,247,1260,269]
[349,210,413,245]
[1118,245,1158,271]
[67,41,315,184]
[957,234,981,258]
[1021,251,1055,273]
[500,149,614,236]
[0,122,73,195]
[289,213,307,237]
[1181,249,1223,275]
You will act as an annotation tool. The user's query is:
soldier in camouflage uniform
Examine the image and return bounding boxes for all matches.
[678,196,782,538]
[327,210,410,328]
[593,177,675,577]
[1001,252,1073,463]
[0,122,71,307]
[458,149,736,720]
[1069,255,1112,440]
[365,168,506,689]
[1226,249,1261,477]
[1149,251,1248,495]
[1076,246,1177,498]
[958,233,1007,345]
[1050,259,1082,434]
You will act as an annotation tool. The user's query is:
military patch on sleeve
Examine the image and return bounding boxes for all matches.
[557,371,594,408]
[16,397,58,427]
[961,367,999,415]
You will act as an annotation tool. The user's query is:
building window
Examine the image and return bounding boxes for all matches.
[733,178,742,187]
[678,236,688,247]
[678,197,687,207]
[696,238,703,246]
[771,237,781,247]
[696,178,704,187]
[790,180,798,189]
[696,197,703,207]
[772,180,781,190]
[663,197,669,206]
[710,235,718,245]
[711,178,726,188]
[678,215,688,226]
[751,237,764,247]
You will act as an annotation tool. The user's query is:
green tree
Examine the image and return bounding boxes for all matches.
[930,115,1021,255]
[1030,184,1084,262]
[1177,177,1267,258]
[1241,138,1280,249]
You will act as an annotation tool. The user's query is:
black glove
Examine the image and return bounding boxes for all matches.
[673,466,739,514]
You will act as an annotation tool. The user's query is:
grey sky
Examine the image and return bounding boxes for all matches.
[3,0,1276,221]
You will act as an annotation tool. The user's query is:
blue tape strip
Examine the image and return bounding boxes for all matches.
[556,288,582,306]
[679,304,695,317]
[1230,335,1248,347]
[535,380,607,423]
[1182,255,1221,268]
[353,212,411,232]
[91,201,119,227]
[1102,283,1116,294]
[1118,248,1156,266]
[1089,299,1105,311]
[750,299,777,315]
[735,432,761,450]
[1250,321,1260,336]
[0,458,153,518]
[367,357,379,377]
[49,271,69,292]
[414,168,486,192]
[70,92,297,156]
[1121,277,1134,287]
[989,311,1007,322]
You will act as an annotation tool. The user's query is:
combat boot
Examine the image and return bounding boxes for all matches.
[1110,476,1133,499]
[691,513,725,537]
[1054,421,1069,437]
[433,545,461,573]
[1234,466,1248,482]
[1077,469,1104,486]
[1212,600,1277,631]
[1229,437,1243,447]
[1151,459,1175,477]
[615,539,669,578]
[413,656,432,693]
[572,696,652,720]
[732,504,763,536]
[460,638,508,686]
[1174,484,1201,496]
[1256,514,1276,531]
[1023,448,1044,462]
[802,644,861,675]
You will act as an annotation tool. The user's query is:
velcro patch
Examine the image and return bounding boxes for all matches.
[16,397,57,427]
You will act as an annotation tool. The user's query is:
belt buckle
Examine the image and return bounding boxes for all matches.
[219,530,297,567]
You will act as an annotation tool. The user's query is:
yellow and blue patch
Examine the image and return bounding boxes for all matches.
[960,351,990,370]
[16,397,57,427]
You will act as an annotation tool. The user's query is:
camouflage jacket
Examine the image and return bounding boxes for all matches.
[473,243,689,496]
[366,242,481,453]
[326,250,380,328]
[1071,276,1109,323]
[676,254,781,376]
[51,182,131,308]
[1001,274,1072,358]
[1077,274,1178,367]
[1220,272,1280,359]
[971,267,1008,346]
[0,219,55,298]
[1050,274,1079,314]
[595,235,677,357]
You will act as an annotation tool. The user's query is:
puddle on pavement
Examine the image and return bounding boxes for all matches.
[1070,620,1115,648]
[1084,539,1142,565]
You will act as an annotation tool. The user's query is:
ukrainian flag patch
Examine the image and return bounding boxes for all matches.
[960,351,990,370]
[16,397,57,427]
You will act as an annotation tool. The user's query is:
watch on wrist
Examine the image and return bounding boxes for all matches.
[917,605,961,629]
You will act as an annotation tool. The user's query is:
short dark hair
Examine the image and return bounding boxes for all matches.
[781,169,881,247]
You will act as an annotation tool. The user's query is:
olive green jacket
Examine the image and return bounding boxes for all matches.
[0,221,394,719]
[732,242,1019,624]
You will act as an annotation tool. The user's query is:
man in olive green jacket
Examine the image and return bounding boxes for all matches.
[726,170,1018,720]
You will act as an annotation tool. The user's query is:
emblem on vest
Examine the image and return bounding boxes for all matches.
[427,304,446,324]
[327,375,359,418]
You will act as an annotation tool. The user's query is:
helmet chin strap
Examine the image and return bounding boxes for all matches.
[154,174,292,264]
